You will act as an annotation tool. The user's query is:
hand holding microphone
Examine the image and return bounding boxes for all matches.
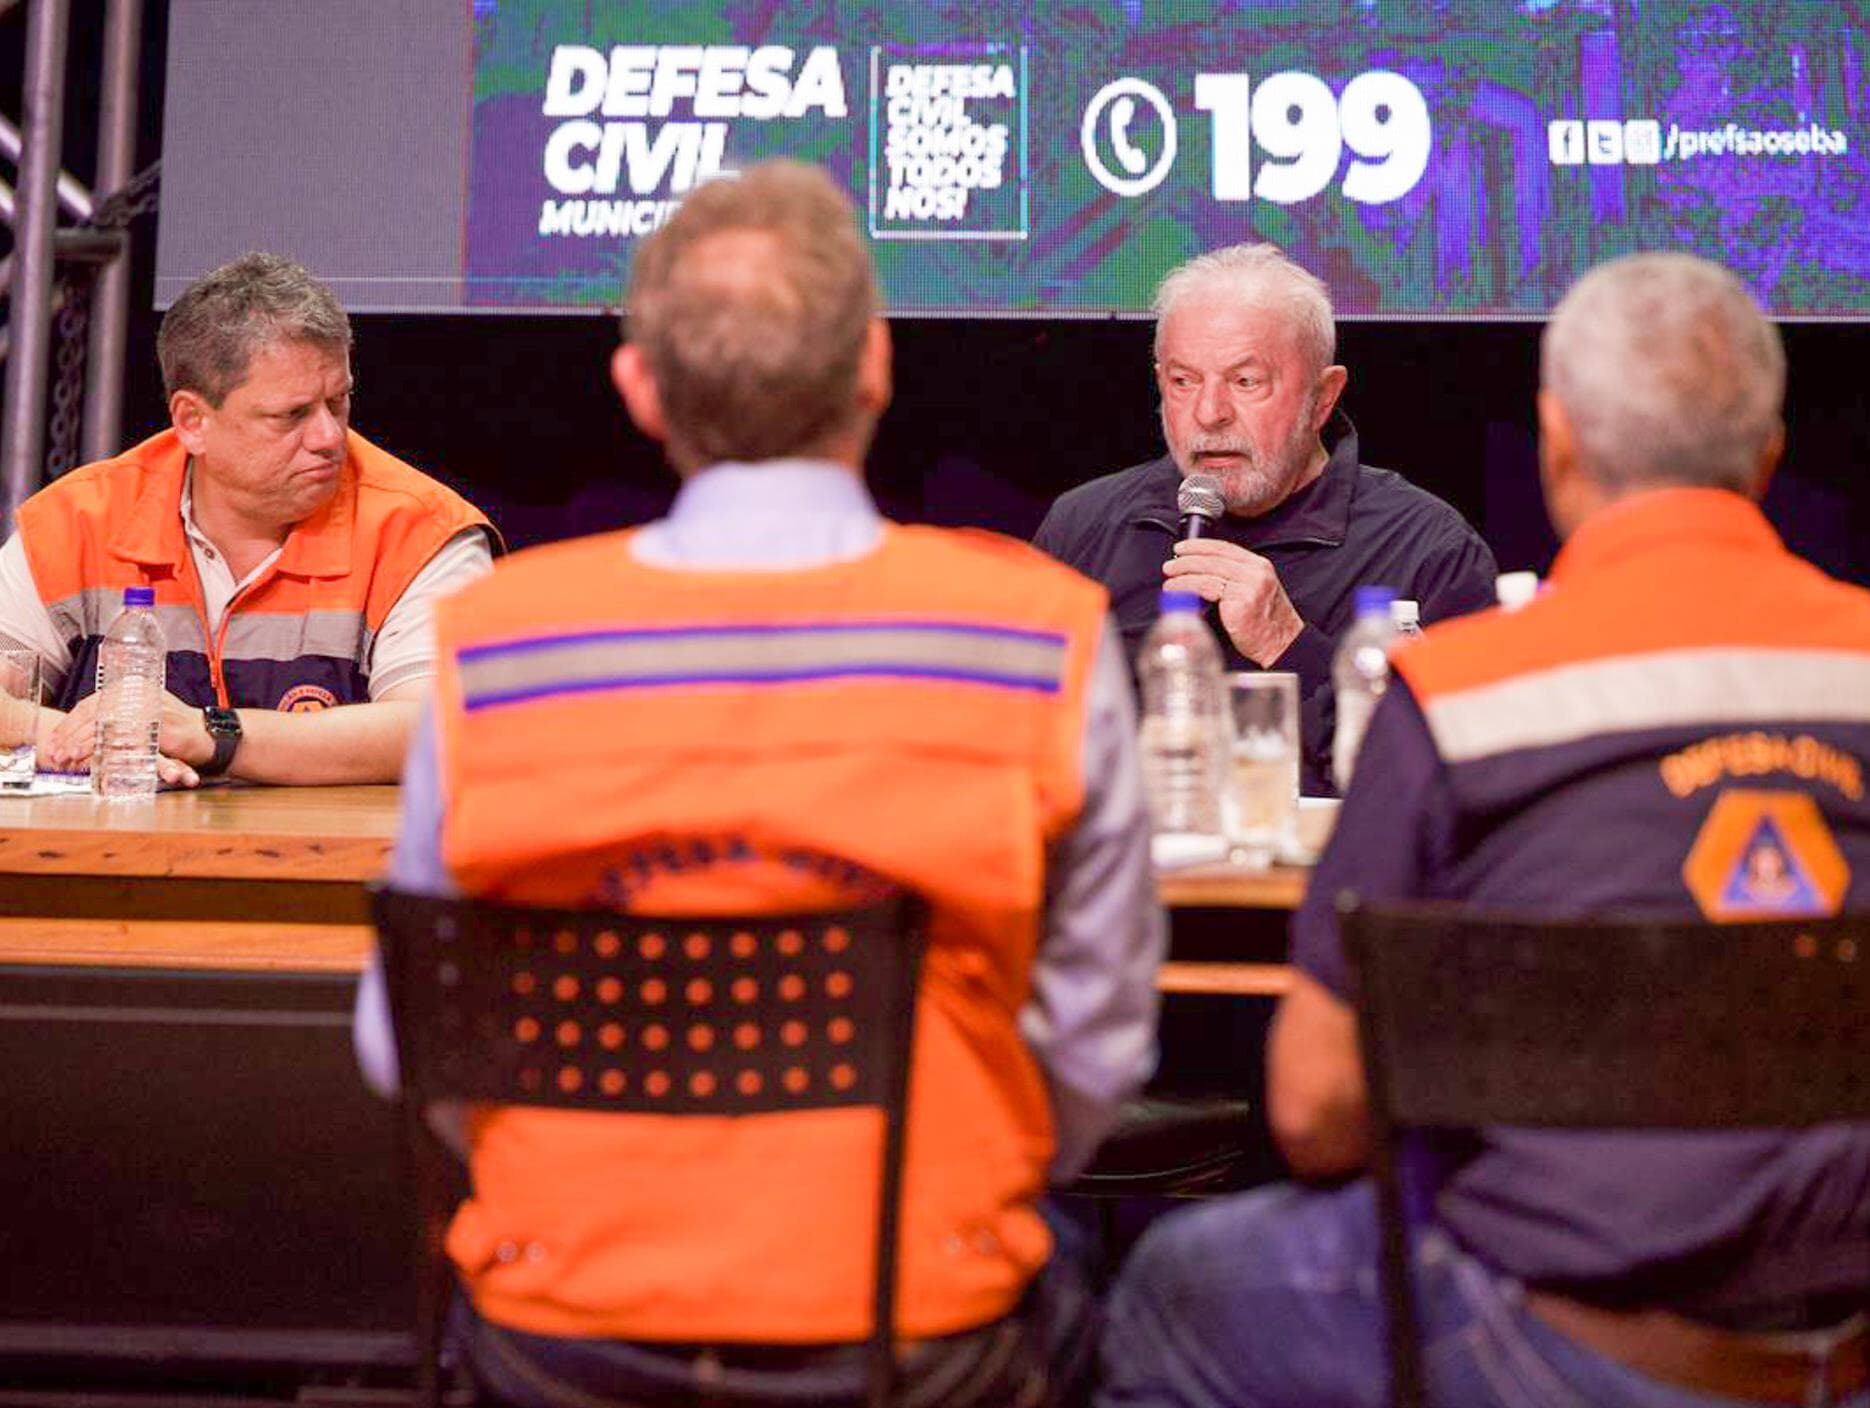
[1176,473,1225,540]
[1164,473,1304,665]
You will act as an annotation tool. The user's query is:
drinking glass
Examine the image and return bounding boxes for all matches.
[1225,672,1299,866]
[0,649,40,791]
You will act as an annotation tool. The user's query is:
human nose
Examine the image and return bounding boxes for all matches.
[1193,376,1232,428]
[302,403,345,455]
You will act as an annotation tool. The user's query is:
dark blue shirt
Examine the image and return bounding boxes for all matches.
[1032,415,1496,793]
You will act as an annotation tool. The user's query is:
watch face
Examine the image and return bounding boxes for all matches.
[202,708,242,776]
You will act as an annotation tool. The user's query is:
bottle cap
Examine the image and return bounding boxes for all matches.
[1495,571,1540,611]
[123,586,155,607]
[1353,585,1398,617]
[1158,589,1203,614]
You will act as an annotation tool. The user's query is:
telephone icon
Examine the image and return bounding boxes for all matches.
[1108,97,1149,175]
[1080,77,1177,197]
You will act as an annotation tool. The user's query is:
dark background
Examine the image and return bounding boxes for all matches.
[7,2,1867,584]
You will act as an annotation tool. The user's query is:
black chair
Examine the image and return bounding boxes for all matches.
[1065,1095,1261,1196]
[371,886,928,1408]
[1341,895,1870,1408]
[1050,1093,1262,1299]
[1059,1096,1261,1278]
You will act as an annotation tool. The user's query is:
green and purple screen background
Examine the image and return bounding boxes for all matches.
[463,1,1868,318]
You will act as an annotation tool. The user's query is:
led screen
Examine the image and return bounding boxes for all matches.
[158,1,1869,317]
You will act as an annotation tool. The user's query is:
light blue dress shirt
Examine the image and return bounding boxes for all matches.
[353,459,1165,1178]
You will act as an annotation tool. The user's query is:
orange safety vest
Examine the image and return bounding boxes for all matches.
[17,428,495,711]
[1397,488,1870,714]
[432,522,1109,1344]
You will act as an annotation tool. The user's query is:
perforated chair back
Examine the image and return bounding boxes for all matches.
[1340,896,1870,1408]
[372,885,928,1408]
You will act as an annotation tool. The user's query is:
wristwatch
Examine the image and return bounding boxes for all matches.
[201,706,243,777]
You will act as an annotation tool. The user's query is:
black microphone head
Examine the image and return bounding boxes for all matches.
[1177,474,1225,523]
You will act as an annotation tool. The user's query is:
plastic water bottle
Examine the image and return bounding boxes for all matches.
[1332,585,1398,793]
[93,586,166,799]
[1137,590,1230,862]
[1390,598,1423,638]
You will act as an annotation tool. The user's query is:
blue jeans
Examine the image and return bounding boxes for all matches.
[1100,1181,1870,1408]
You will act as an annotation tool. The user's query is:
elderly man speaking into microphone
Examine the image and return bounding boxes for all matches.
[1034,244,1496,791]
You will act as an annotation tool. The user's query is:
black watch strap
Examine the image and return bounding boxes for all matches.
[201,706,242,777]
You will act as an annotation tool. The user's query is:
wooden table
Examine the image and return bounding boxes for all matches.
[0,784,1308,995]
[1151,795,1334,997]
[0,787,1306,1370]
[0,784,398,971]
[0,785,413,1367]
[1157,861,1304,997]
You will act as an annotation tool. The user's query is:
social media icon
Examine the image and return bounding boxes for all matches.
[1587,119,1624,164]
[1082,78,1177,196]
[1548,119,1585,166]
[1623,119,1662,165]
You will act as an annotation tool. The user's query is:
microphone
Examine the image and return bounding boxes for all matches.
[1176,474,1225,540]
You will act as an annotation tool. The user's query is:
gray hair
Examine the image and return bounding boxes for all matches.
[1152,243,1336,373]
[624,160,879,468]
[158,252,351,405]
[1542,252,1785,494]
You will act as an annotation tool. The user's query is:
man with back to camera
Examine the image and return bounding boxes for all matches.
[352,159,1164,1406]
[1098,252,1870,1408]
[0,252,497,786]
[1033,243,1497,793]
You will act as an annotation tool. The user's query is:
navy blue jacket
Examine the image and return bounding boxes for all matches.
[1297,488,1870,1314]
[1032,415,1496,792]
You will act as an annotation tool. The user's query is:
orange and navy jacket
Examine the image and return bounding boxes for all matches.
[1292,486,1870,1316]
[430,523,1109,1345]
[16,428,494,712]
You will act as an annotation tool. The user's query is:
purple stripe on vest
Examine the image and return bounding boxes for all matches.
[456,618,1071,664]
[463,662,1062,714]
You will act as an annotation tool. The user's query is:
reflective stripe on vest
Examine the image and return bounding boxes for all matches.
[456,619,1069,711]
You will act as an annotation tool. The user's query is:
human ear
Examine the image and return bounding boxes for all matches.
[169,390,212,455]
[611,343,668,444]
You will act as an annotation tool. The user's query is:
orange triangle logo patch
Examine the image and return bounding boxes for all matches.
[1683,790,1849,921]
